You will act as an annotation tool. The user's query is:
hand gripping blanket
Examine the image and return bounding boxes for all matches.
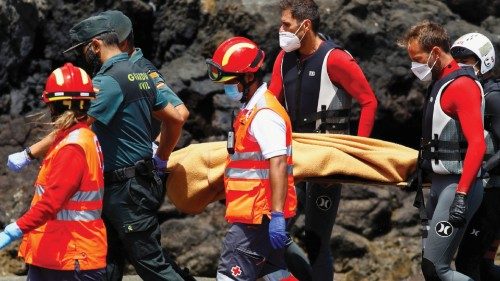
[166,133,418,214]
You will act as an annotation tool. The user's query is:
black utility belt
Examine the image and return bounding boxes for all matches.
[421,150,465,162]
[104,158,155,183]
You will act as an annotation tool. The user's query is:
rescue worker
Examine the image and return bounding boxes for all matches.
[206,36,297,281]
[0,63,107,280]
[7,10,188,172]
[268,1,378,280]
[399,21,485,281]
[99,10,189,153]
[62,16,183,281]
[451,32,500,281]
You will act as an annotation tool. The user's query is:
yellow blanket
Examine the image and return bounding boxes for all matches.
[166,133,418,214]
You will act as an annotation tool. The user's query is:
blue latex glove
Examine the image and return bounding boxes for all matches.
[152,154,167,176]
[7,150,31,172]
[0,222,23,250]
[269,211,288,249]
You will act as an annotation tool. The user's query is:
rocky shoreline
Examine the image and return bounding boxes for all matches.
[1,0,499,280]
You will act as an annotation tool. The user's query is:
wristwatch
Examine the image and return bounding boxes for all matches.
[25,147,36,160]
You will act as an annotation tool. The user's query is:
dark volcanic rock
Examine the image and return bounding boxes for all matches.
[160,202,227,276]
[331,225,370,258]
[1,0,500,279]
[441,0,500,24]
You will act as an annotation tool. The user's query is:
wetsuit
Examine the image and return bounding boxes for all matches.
[269,40,377,281]
[419,61,485,281]
[455,77,500,281]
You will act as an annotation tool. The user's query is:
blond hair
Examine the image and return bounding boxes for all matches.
[52,110,87,132]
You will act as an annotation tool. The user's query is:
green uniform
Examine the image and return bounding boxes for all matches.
[89,52,168,172]
[88,52,183,281]
[130,48,183,107]
[130,48,183,137]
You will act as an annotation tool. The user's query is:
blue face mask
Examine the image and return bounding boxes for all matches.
[223,84,243,101]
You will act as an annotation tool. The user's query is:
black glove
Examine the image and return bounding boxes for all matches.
[448,193,467,227]
[406,170,419,191]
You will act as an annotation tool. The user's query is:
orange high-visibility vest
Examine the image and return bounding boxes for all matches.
[18,127,107,270]
[224,90,297,224]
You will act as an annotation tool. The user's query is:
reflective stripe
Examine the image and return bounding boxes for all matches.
[262,269,294,281]
[216,272,235,281]
[225,168,269,179]
[225,165,293,179]
[230,146,292,161]
[70,188,104,202]
[36,185,103,202]
[230,151,265,161]
[35,185,44,196]
[56,209,101,221]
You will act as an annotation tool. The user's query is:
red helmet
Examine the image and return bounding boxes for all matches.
[206,36,265,82]
[42,63,95,104]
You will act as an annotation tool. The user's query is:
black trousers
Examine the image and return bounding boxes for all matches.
[456,188,500,281]
[102,174,183,281]
[285,182,342,281]
[27,265,105,281]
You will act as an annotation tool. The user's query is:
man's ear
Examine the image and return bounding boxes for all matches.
[303,19,312,33]
[433,46,445,58]
[246,73,255,83]
[90,38,101,53]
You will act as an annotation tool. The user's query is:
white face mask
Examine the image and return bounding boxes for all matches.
[279,21,306,52]
[457,61,480,76]
[411,51,437,82]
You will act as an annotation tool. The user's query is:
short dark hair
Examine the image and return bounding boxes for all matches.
[97,31,119,47]
[398,20,450,53]
[279,0,320,33]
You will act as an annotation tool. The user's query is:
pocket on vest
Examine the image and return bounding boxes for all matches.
[225,181,264,222]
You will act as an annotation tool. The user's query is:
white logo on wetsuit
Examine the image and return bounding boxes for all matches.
[470,229,480,237]
[435,221,453,237]
[309,71,316,76]
[316,196,332,211]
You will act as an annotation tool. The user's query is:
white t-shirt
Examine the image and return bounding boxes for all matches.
[244,83,287,159]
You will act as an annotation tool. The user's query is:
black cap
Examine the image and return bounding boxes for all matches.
[63,15,113,53]
[99,10,132,43]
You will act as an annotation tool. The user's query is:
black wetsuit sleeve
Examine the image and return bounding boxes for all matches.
[484,91,500,171]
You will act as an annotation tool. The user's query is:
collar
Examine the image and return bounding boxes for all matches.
[299,40,324,61]
[96,52,129,75]
[129,48,144,64]
[244,82,268,110]
[438,60,460,80]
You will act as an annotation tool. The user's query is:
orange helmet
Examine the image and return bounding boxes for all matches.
[42,63,95,104]
[206,36,265,82]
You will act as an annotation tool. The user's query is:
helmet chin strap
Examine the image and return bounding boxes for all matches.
[237,75,256,103]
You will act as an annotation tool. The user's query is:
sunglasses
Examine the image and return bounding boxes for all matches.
[205,59,241,82]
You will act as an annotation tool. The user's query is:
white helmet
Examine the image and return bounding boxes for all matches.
[451,32,496,74]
